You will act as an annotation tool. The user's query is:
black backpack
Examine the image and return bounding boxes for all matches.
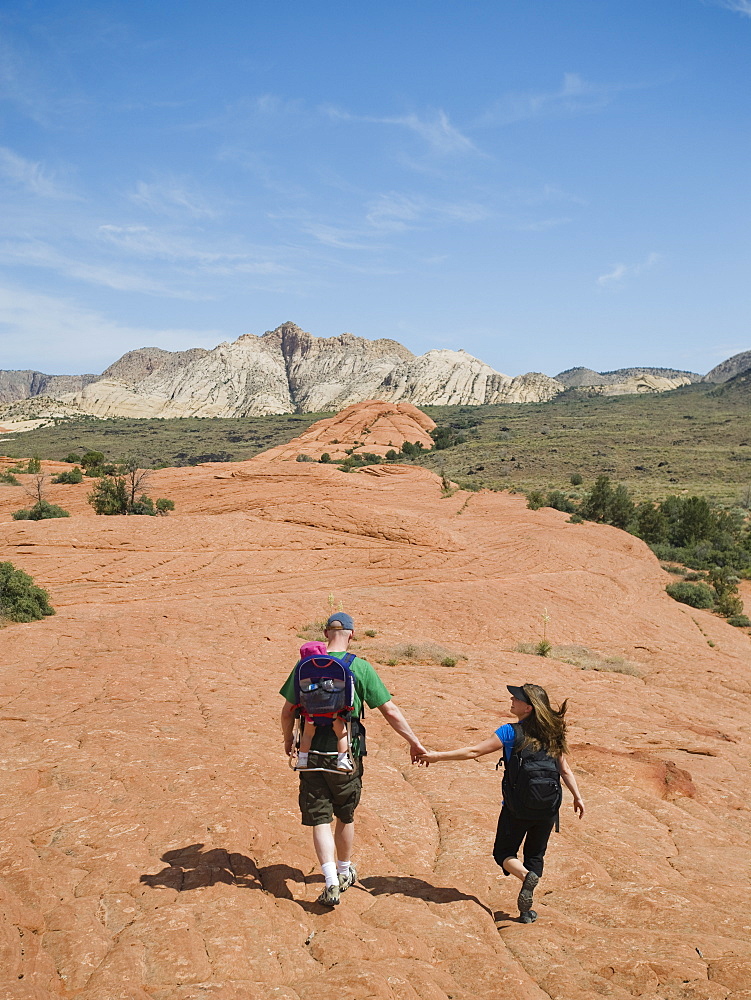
[501,722,562,822]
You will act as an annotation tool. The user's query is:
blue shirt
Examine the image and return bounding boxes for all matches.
[495,722,517,759]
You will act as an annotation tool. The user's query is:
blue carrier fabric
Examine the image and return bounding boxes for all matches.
[293,652,357,726]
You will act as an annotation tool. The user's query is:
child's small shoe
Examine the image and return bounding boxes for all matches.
[336,752,354,772]
[294,752,310,771]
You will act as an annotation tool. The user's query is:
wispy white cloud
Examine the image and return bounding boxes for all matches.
[514,217,572,232]
[597,252,661,287]
[0,146,75,198]
[0,239,200,297]
[0,282,222,373]
[365,192,489,232]
[130,179,219,219]
[322,105,477,155]
[477,73,616,127]
[711,0,751,15]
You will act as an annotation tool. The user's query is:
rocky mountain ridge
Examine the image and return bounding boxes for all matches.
[0,323,745,420]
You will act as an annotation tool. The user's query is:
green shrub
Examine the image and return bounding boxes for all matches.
[364,629,377,637]
[296,454,315,463]
[52,466,83,484]
[0,561,55,622]
[430,426,466,450]
[80,450,106,474]
[716,593,744,618]
[87,476,129,514]
[570,473,583,486]
[546,490,576,513]
[27,456,41,474]
[63,452,81,464]
[666,581,716,609]
[0,471,20,485]
[385,450,398,461]
[526,490,545,510]
[440,656,457,667]
[155,498,175,515]
[12,501,70,521]
[319,453,331,463]
[567,513,584,523]
[727,614,751,627]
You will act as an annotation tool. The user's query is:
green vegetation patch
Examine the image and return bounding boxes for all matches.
[0,561,55,623]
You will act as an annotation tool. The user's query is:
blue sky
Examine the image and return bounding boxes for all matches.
[0,0,749,378]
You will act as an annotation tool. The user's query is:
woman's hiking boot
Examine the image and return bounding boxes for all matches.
[316,884,340,907]
[338,864,358,892]
[517,871,539,915]
[520,909,538,923]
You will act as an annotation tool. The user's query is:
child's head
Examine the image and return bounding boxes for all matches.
[300,640,328,659]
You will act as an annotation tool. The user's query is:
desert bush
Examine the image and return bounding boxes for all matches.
[87,466,174,516]
[727,614,751,627]
[13,501,70,520]
[568,513,584,523]
[364,629,377,637]
[430,426,466,450]
[570,472,583,486]
[52,466,83,484]
[0,561,55,622]
[0,471,20,485]
[546,490,576,513]
[319,453,331,463]
[296,454,315,463]
[666,581,716,609]
[535,639,552,657]
[80,450,106,474]
[716,592,743,618]
[526,490,545,510]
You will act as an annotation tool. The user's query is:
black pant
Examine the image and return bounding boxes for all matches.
[492,806,554,878]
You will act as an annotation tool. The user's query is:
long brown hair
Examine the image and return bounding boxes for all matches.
[517,683,568,758]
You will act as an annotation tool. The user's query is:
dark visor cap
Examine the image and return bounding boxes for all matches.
[507,684,532,705]
[325,612,354,631]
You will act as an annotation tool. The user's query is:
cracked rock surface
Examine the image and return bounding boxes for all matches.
[0,450,750,999]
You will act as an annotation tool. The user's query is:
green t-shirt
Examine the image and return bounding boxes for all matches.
[280,651,391,753]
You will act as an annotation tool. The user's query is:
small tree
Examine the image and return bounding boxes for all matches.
[13,501,70,520]
[570,473,583,486]
[0,561,55,622]
[581,475,614,522]
[80,450,106,475]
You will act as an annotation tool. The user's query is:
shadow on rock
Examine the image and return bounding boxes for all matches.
[140,842,264,892]
[360,875,494,917]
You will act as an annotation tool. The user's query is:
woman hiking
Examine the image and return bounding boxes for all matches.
[417,683,584,923]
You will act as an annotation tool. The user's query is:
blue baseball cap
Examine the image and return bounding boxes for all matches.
[326,612,354,631]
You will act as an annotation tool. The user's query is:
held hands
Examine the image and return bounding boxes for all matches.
[409,740,429,765]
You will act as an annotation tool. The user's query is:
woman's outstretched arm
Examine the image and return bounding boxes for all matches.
[558,755,585,817]
[417,733,503,765]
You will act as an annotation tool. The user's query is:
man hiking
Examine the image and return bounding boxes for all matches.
[280,612,426,906]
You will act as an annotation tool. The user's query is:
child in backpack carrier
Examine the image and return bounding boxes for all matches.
[294,641,354,772]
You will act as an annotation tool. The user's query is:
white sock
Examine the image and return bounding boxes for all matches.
[321,861,338,888]
[336,861,350,877]
[297,751,308,765]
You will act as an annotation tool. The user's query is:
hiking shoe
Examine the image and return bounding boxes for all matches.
[338,864,358,892]
[316,884,340,907]
[336,752,354,772]
[517,871,539,914]
[520,909,538,924]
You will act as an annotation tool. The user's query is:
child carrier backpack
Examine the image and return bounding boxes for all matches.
[501,722,562,823]
[291,652,362,771]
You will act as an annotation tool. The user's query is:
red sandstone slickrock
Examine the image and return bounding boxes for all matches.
[0,407,750,999]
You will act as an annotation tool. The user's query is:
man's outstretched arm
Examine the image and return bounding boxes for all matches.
[377,700,426,762]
